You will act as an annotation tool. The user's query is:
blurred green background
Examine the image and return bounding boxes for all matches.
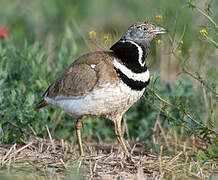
[0,0,217,157]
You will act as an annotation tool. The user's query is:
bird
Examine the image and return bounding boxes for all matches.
[36,21,167,157]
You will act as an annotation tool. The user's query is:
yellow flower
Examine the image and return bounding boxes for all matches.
[155,14,163,22]
[200,29,208,36]
[156,39,161,45]
[89,31,96,39]
[178,40,184,46]
[103,35,109,42]
[178,50,182,56]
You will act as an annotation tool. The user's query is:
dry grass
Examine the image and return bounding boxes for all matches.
[0,130,217,180]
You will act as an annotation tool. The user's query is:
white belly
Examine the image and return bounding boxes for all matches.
[44,81,144,120]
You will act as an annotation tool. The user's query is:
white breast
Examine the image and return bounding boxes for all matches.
[112,59,149,82]
[44,81,145,121]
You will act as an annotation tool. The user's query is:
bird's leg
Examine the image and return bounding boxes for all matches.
[114,117,131,157]
[76,116,84,156]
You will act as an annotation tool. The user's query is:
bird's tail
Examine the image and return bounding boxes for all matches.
[35,100,48,109]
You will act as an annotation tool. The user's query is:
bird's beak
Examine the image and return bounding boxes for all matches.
[151,26,167,35]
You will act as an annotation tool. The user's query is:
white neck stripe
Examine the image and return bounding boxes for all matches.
[121,40,145,67]
[113,59,149,82]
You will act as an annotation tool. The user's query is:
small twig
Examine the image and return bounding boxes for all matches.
[130,144,137,155]
[96,133,103,144]
[1,143,16,165]
[28,124,37,136]
[159,145,163,174]
[60,158,67,169]
[154,105,169,147]
[88,160,93,178]
[12,142,33,155]
[168,151,183,166]
[46,125,56,151]
[202,86,209,127]
[77,157,84,173]
[93,160,97,173]
[2,143,33,166]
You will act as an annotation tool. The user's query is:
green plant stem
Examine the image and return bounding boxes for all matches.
[146,88,218,136]
[205,35,218,48]
[171,51,217,96]
[196,7,217,28]
[182,68,218,96]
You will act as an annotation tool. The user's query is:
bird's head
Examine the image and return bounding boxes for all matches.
[110,21,167,71]
[121,21,167,45]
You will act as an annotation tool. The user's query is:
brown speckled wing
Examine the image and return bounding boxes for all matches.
[43,51,118,99]
[44,64,97,98]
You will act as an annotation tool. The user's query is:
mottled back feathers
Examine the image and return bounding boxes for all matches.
[40,51,120,102]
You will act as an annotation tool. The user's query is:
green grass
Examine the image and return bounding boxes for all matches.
[0,0,217,179]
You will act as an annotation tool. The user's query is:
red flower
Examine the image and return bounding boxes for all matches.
[0,28,9,39]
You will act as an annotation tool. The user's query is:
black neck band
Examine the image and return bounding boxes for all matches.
[114,67,150,91]
[110,40,149,73]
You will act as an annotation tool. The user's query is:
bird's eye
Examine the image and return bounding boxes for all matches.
[143,27,148,30]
